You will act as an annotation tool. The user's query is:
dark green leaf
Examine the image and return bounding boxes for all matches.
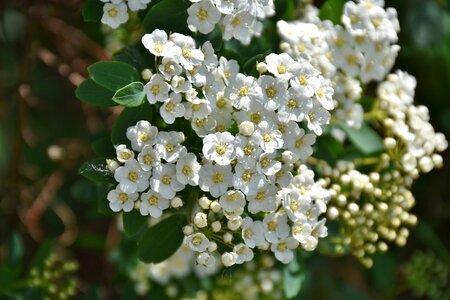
[78,157,115,183]
[339,122,384,155]
[319,0,346,24]
[97,184,115,216]
[413,222,450,265]
[0,10,26,44]
[283,257,306,298]
[314,134,344,164]
[30,240,53,269]
[137,214,187,263]
[243,50,271,76]
[83,0,104,22]
[92,136,116,157]
[113,47,147,71]
[113,82,146,107]
[143,0,189,34]
[88,61,140,92]
[195,25,223,52]
[76,78,117,107]
[7,232,24,267]
[122,210,148,238]
[111,102,153,146]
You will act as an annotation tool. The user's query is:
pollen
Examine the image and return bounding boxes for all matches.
[263,133,272,143]
[120,151,131,160]
[128,171,138,182]
[151,84,161,95]
[260,157,270,168]
[215,144,226,155]
[162,175,172,185]
[212,172,224,184]
[249,113,261,124]
[148,195,159,205]
[238,86,249,97]
[138,132,149,142]
[277,242,287,251]
[165,101,175,112]
[242,170,252,182]
[267,220,277,231]
[154,43,163,53]
[118,193,128,203]
[192,236,203,246]
[243,228,253,238]
[182,48,191,58]
[196,8,209,21]
[295,138,304,148]
[277,65,287,74]
[182,165,191,176]
[143,154,153,165]
[108,8,118,17]
[287,99,297,109]
[255,191,265,201]
[165,144,174,153]
[266,87,277,98]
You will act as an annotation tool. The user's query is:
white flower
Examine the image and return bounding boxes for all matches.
[127,0,151,11]
[265,53,298,80]
[101,2,128,29]
[145,74,170,104]
[219,190,246,211]
[222,11,255,45]
[175,153,200,186]
[116,144,134,163]
[142,29,179,57]
[107,185,138,212]
[241,217,265,248]
[198,163,233,197]
[221,252,238,267]
[202,132,236,165]
[246,181,278,214]
[159,56,182,80]
[126,120,158,151]
[139,191,170,218]
[254,121,284,153]
[187,0,221,34]
[263,212,290,243]
[305,101,331,136]
[170,33,204,70]
[282,189,312,222]
[195,252,217,275]
[186,233,210,252]
[201,41,219,68]
[184,98,211,120]
[256,152,281,176]
[171,75,192,93]
[292,221,318,251]
[114,159,150,193]
[218,57,240,84]
[194,212,208,228]
[137,145,161,172]
[154,131,186,163]
[257,75,288,111]
[233,163,265,195]
[270,237,299,264]
[160,93,186,124]
[233,243,254,264]
[278,86,312,122]
[234,134,261,168]
[225,73,262,111]
[285,127,316,161]
[150,163,185,199]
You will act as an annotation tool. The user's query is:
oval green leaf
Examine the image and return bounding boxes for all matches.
[76,78,117,107]
[83,0,104,22]
[143,0,189,34]
[339,121,384,155]
[78,157,115,183]
[113,81,146,107]
[137,214,187,263]
[122,210,148,238]
[88,61,140,92]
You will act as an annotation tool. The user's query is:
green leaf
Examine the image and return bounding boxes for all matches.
[76,78,117,107]
[8,232,24,267]
[137,214,187,263]
[88,61,140,92]
[283,257,306,298]
[97,184,115,216]
[78,157,115,183]
[243,50,271,76]
[113,47,148,72]
[113,82,146,107]
[319,0,346,24]
[83,0,104,22]
[195,25,223,52]
[143,0,189,34]
[31,240,53,269]
[339,122,384,155]
[413,222,450,265]
[122,210,148,238]
[111,102,153,146]
[92,136,116,157]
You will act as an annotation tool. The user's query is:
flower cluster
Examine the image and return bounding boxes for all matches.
[106,28,334,269]
[100,0,151,29]
[187,0,275,44]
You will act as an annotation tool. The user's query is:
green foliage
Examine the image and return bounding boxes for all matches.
[76,78,117,107]
[283,255,306,299]
[78,158,115,183]
[143,0,189,34]
[137,214,187,263]
[339,122,384,155]
[88,61,140,92]
[122,210,148,238]
[113,82,146,107]
[83,0,104,22]
[319,0,346,24]
[111,102,153,146]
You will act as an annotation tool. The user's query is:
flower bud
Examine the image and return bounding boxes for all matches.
[170,197,183,208]
[141,69,152,81]
[238,121,255,136]
[256,62,267,73]
[221,252,238,267]
[194,212,208,228]
[223,232,233,243]
[210,201,221,213]
[211,221,221,232]
[183,225,194,235]
[198,197,211,209]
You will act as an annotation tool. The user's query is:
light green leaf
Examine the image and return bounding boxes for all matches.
[122,210,148,238]
[88,61,140,92]
[339,122,384,155]
[113,82,146,107]
[143,0,189,34]
[319,0,346,24]
[78,158,115,183]
[283,257,306,298]
[76,78,117,107]
[137,214,186,263]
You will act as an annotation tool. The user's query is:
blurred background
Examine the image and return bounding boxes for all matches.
[0,0,449,299]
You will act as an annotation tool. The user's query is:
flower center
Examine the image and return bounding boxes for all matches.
[182,165,191,176]
[165,101,175,112]
[148,195,159,205]
[295,138,304,148]
[165,144,174,153]
[154,43,163,53]
[138,132,149,142]
[128,171,138,182]
[243,228,253,238]
[249,113,261,124]
[108,8,118,17]
[242,170,252,182]
[212,172,224,184]
[277,65,286,74]
[255,191,265,201]
[260,157,270,168]
[143,154,153,165]
[266,87,277,98]
[151,84,161,95]
[162,175,171,185]
[267,220,277,231]
[243,145,254,156]
[216,97,227,108]
[118,193,128,203]
[238,86,249,97]
[196,8,209,21]
[192,236,203,246]
[263,133,272,143]
[277,242,287,252]
[287,99,297,109]
[182,48,191,58]
[215,144,226,156]
[120,151,131,160]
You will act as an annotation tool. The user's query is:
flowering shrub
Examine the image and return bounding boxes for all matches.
[76,0,448,297]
